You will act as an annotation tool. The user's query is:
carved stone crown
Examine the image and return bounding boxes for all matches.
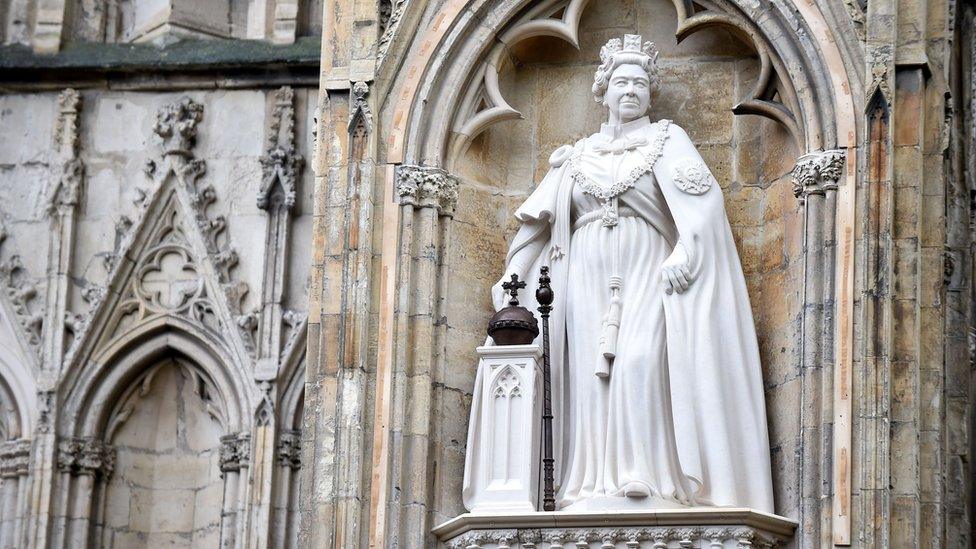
[599,34,660,68]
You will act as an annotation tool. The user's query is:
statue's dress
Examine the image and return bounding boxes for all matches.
[560,132,691,506]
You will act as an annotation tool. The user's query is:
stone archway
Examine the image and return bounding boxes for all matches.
[55,321,252,548]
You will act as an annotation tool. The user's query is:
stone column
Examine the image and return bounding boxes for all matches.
[790,149,845,545]
[29,89,85,549]
[219,432,250,548]
[52,437,113,549]
[249,85,304,549]
[272,430,301,549]
[372,164,458,544]
[0,439,30,548]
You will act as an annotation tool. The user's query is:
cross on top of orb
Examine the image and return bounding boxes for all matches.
[502,273,526,307]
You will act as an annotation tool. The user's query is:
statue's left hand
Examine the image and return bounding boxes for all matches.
[661,242,693,295]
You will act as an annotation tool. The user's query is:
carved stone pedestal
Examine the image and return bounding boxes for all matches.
[463,345,543,514]
[433,508,797,548]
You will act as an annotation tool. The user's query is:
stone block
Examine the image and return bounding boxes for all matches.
[129,486,196,533]
[93,95,153,154]
[0,94,56,165]
[199,91,265,157]
[765,379,800,445]
[889,422,919,495]
[193,482,224,531]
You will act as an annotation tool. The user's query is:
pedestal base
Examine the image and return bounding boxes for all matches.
[433,508,797,548]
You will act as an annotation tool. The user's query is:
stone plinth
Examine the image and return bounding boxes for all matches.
[433,508,797,548]
[463,344,543,514]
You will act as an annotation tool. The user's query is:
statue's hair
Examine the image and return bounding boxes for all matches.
[592,36,660,104]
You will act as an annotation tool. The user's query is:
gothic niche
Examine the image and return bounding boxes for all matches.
[444,0,802,521]
[100,358,225,547]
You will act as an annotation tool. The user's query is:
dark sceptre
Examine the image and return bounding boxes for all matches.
[536,266,556,511]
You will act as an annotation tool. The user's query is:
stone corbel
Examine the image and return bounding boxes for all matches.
[790,149,846,203]
[395,165,459,216]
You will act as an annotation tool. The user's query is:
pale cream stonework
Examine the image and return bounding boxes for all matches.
[0,0,973,548]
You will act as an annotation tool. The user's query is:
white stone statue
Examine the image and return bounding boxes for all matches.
[463,34,775,513]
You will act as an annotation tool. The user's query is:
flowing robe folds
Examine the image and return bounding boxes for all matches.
[462,117,775,513]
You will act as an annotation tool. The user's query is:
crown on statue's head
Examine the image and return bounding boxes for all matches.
[599,34,660,67]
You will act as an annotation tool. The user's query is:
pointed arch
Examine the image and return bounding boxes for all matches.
[59,315,252,438]
[0,345,36,440]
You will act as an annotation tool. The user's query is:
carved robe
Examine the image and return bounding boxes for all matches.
[462,117,775,513]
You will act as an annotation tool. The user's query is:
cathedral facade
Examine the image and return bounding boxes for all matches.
[0,0,973,547]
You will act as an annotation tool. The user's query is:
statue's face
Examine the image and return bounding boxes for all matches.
[605,63,651,123]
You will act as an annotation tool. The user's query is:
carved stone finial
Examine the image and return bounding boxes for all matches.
[868,45,893,103]
[49,89,84,213]
[791,149,846,202]
[258,86,303,211]
[349,81,373,133]
[154,97,204,155]
[394,165,460,215]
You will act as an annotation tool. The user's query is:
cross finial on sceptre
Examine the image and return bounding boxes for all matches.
[501,273,526,306]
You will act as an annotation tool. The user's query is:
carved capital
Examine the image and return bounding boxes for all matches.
[276,430,302,470]
[57,437,114,477]
[258,86,303,211]
[791,149,846,202]
[219,432,250,473]
[0,439,31,478]
[395,165,459,215]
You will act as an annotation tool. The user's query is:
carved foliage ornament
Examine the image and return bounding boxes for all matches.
[220,432,250,473]
[276,430,301,470]
[0,255,43,350]
[445,526,778,548]
[395,165,459,214]
[790,149,846,202]
[57,437,115,477]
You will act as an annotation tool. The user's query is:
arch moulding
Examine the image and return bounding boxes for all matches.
[58,316,252,438]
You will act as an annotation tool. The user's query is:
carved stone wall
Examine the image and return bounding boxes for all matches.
[0,25,317,544]
[300,0,976,548]
[1,0,975,548]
